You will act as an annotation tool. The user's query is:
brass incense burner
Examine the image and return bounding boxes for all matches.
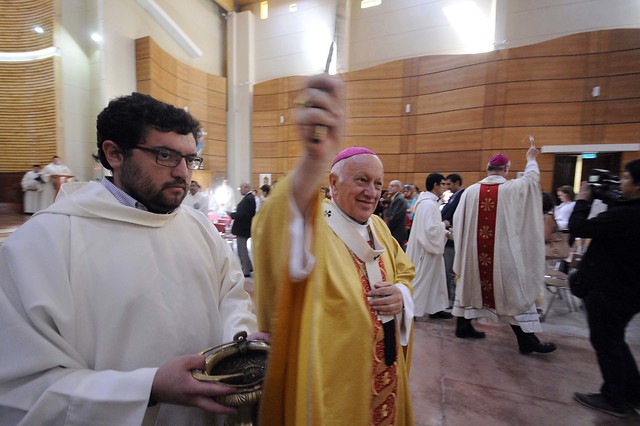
[192,331,269,425]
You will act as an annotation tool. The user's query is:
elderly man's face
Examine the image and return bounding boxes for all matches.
[239,183,251,195]
[330,155,384,223]
[387,180,402,196]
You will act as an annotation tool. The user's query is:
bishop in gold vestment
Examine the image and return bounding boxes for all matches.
[252,75,415,425]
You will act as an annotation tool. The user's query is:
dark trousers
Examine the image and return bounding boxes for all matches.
[584,291,640,406]
[237,236,253,276]
[443,245,456,305]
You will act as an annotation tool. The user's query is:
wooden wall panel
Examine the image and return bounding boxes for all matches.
[417,86,487,114]
[0,0,54,52]
[0,0,56,211]
[347,117,403,136]
[347,98,403,117]
[346,79,403,99]
[136,37,227,183]
[252,29,640,193]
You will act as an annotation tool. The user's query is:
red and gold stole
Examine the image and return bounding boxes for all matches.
[351,254,398,426]
[476,184,499,309]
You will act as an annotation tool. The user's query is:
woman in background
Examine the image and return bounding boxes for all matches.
[555,185,576,231]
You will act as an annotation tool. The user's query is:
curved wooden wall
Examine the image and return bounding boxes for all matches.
[135,37,227,188]
[253,29,640,191]
[0,0,54,52]
[0,0,56,211]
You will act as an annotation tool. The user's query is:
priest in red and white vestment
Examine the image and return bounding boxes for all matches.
[451,146,557,354]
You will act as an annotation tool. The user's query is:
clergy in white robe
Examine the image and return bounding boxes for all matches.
[406,173,450,317]
[182,180,210,215]
[20,165,45,213]
[0,92,261,425]
[41,156,73,209]
[452,148,557,354]
[0,181,258,425]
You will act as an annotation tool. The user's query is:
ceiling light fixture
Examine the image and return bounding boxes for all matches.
[0,47,59,62]
[33,26,45,34]
[361,0,381,8]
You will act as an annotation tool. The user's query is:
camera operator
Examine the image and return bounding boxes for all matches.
[570,159,640,417]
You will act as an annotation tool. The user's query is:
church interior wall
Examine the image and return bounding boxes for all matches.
[1,0,639,212]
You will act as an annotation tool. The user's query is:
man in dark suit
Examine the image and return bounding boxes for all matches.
[228,181,256,276]
[441,173,464,307]
[384,179,408,250]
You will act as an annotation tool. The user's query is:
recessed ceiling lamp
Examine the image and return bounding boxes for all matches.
[0,46,59,62]
[91,33,103,43]
[260,1,268,19]
[33,26,45,34]
[289,4,297,12]
[361,0,381,8]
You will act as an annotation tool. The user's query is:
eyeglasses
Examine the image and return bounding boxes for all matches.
[132,146,203,170]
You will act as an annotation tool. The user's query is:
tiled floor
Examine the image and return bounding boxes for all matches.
[245,267,640,425]
[411,310,640,426]
[2,214,639,424]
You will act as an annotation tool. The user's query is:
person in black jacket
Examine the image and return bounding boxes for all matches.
[441,173,464,307]
[571,158,640,418]
[384,180,408,250]
[228,182,256,277]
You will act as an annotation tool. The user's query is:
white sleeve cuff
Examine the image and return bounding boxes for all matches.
[288,197,316,282]
[395,284,414,346]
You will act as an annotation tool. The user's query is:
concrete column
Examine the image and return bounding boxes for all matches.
[226,11,254,201]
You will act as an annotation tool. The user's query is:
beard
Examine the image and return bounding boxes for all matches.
[120,159,188,213]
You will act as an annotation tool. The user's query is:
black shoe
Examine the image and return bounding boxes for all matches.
[244,273,251,277]
[429,311,453,319]
[519,341,557,354]
[455,328,486,339]
[574,393,630,418]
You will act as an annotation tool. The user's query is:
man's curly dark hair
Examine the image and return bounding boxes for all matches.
[95,92,201,171]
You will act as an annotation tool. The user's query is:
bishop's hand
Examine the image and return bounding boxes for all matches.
[294,74,345,165]
[291,75,345,215]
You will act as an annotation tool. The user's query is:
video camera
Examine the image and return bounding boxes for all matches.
[588,169,621,204]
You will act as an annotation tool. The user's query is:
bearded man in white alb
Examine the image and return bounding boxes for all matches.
[0,92,268,425]
[452,147,557,354]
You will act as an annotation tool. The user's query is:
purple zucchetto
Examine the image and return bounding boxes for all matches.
[332,146,377,167]
[488,153,510,167]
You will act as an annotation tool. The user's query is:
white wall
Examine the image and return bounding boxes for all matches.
[102,0,226,102]
[58,0,99,181]
[244,0,335,83]
[350,0,496,70]
[502,0,640,48]
[248,0,640,79]
[58,0,227,180]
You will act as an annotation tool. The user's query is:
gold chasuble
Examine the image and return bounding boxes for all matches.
[253,175,415,425]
